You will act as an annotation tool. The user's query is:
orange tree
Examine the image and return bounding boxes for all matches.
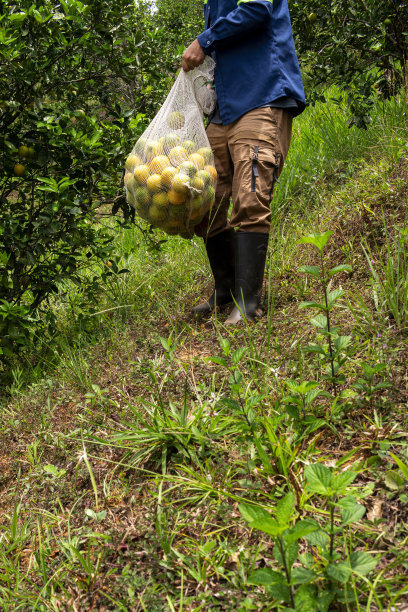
[0,0,171,364]
[290,0,408,127]
[153,0,204,62]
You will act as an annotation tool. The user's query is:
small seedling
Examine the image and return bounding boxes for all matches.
[298,231,352,394]
[239,464,378,610]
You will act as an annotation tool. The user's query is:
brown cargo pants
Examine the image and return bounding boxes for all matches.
[195,107,292,238]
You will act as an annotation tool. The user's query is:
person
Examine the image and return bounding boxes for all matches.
[182,0,305,325]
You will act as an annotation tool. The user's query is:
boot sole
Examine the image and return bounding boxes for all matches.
[192,300,233,316]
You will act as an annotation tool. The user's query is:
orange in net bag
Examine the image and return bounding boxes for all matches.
[124,57,217,239]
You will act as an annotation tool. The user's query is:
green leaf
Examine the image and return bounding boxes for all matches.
[200,540,217,555]
[298,265,321,278]
[384,469,405,490]
[239,504,282,535]
[245,394,265,409]
[239,503,270,524]
[305,464,332,495]
[251,516,282,536]
[331,470,357,493]
[294,584,318,610]
[298,231,333,251]
[160,337,170,352]
[390,453,408,481]
[328,264,352,277]
[333,335,352,351]
[220,398,240,412]
[275,491,295,526]
[349,551,377,575]
[326,562,352,583]
[291,567,316,585]
[302,344,327,356]
[231,346,247,365]
[248,568,285,586]
[299,301,326,311]
[305,388,323,404]
[316,591,334,612]
[43,464,66,478]
[340,503,366,525]
[9,12,27,22]
[326,288,344,307]
[298,552,315,568]
[267,583,291,604]
[310,315,328,329]
[253,433,274,474]
[286,380,318,395]
[220,337,230,356]
[284,519,319,544]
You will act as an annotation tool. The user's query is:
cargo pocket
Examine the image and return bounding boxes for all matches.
[249,145,280,201]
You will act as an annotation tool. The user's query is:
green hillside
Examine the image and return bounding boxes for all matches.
[0,91,407,610]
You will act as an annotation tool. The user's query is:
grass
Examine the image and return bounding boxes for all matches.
[0,90,407,610]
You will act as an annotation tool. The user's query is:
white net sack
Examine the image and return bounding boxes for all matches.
[124,57,217,239]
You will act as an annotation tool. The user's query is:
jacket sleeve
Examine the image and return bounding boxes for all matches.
[197,1,273,54]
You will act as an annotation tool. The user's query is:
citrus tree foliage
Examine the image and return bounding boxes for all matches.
[290,0,408,126]
[152,0,204,61]
[0,0,170,361]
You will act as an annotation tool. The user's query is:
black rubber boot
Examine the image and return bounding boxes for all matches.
[225,232,269,325]
[192,229,235,315]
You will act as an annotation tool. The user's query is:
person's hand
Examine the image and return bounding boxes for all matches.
[182,39,206,72]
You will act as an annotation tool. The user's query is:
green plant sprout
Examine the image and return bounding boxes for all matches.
[353,362,392,408]
[239,464,378,610]
[297,231,352,394]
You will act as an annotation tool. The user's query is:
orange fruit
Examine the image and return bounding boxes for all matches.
[197,147,213,164]
[168,204,185,220]
[188,153,205,170]
[18,145,29,158]
[204,164,217,183]
[189,196,204,222]
[146,174,162,193]
[165,221,186,235]
[171,173,190,194]
[179,161,196,178]
[163,133,180,151]
[168,189,187,205]
[135,186,151,207]
[149,203,168,223]
[14,163,26,177]
[161,166,178,188]
[134,137,148,156]
[125,174,136,193]
[144,140,162,162]
[126,190,135,206]
[168,146,188,166]
[150,155,170,175]
[134,164,150,185]
[203,185,215,207]
[125,154,142,172]
[182,140,197,154]
[152,191,168,207]
[191,195,203,212]
[191,175,204,191]
[167,111,185,130]
[195,170,212,187]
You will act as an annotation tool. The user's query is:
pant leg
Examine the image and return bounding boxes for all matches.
[227,108,292,233]
[194,122,234,239]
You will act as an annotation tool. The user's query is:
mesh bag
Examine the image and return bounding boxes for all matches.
[124,57,217,239]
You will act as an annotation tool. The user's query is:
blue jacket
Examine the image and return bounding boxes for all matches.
[197,0,305,124]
